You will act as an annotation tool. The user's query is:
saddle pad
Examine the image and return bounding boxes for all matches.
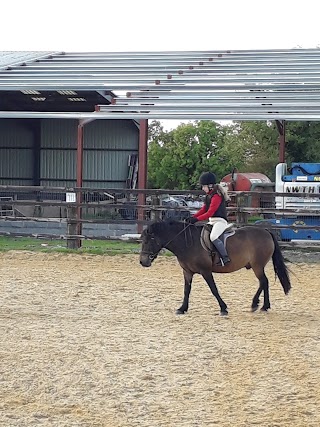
[200,224,235,253]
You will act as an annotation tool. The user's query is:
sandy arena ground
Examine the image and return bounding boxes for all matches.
[0,250,320,427]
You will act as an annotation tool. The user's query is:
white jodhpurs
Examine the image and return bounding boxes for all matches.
[208,217,229,241]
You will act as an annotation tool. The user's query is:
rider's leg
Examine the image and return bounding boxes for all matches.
[209,218,230,266]
[209,217,228,238]
[211,238,231,266]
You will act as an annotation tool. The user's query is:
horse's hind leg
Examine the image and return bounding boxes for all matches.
[252,266,270,312]
[251,286,263,312]
[260,272,270,311]
[202,272,228,315]
[176,269,193,315]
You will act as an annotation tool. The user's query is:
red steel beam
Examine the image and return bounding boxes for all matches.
[137,119,148,234]
[276,119,286,163]
[76,122,84,248]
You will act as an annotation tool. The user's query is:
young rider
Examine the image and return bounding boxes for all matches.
[187,171,231,266]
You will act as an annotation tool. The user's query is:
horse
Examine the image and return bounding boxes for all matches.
[139,220,291,316]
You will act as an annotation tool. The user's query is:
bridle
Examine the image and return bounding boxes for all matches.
[140,222,194,260]
[140,234,161,260]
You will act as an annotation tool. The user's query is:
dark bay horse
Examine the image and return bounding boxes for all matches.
[139,220,291,316]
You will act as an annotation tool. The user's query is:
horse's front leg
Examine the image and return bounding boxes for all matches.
[202,272,228,315]
[176,269,193,315]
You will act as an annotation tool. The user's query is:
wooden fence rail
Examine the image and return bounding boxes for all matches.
[0,185,319,248]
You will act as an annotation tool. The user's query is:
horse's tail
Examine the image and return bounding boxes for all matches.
[269,231,291,295]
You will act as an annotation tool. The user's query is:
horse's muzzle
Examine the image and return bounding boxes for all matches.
[139,254,152,267]
[140,251,157,267]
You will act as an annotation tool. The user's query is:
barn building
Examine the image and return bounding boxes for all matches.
[0,52,141,190]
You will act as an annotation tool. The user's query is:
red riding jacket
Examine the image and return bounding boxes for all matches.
[193,190,226,221]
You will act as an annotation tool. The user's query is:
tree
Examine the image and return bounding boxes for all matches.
[286,122,320,163]
[147,120,320,189]
[147,120,227,189]
[218,121,280,180]
[147,120,173,188]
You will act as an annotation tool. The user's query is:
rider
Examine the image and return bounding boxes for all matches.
[187,171,231,266]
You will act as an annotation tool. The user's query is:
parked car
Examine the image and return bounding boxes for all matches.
[118,195,192,221]
[160,196,191,220]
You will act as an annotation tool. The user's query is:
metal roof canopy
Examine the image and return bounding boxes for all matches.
[0,52,114,112]
[1,49,320,120]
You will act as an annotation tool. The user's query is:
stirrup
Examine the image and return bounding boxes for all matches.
[216,256,231,266]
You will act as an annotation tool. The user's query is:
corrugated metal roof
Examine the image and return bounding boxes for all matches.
[0,51,57,70]
[0,51,114,112]
[1,49,320,120]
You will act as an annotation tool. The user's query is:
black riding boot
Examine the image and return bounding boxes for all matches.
[212,238,230,266]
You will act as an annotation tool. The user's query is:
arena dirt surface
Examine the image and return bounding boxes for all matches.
[0,250,320,427]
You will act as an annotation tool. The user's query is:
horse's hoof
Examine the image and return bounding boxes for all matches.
[220,310,228,316]
[176,309,185,315]
[260,307,270,312]
[251,306,259,312]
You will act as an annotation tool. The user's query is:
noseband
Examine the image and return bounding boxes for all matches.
[140,250,158,261]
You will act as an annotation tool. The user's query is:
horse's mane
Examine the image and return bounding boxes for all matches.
[148,219,185,235]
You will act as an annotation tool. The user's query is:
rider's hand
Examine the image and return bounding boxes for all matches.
[187,217,198,224]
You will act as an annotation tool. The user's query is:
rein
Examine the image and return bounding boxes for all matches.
[163,223,193,247]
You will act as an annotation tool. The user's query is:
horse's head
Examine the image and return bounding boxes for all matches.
[139,224,163,267]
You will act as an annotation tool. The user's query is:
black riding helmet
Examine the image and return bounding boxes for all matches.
[199,172,216,186]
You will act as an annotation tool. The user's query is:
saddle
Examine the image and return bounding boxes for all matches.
[200,223,235,256]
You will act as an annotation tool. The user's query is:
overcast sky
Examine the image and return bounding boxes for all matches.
[1,0,319,52]
[1,0,319,129]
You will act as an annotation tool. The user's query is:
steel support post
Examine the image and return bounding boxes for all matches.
[137,119,148,234]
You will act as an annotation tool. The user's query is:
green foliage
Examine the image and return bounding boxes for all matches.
[148,120,227,189]
[218,121,279,180]
[147,120,320,189]
[286,122,320,163]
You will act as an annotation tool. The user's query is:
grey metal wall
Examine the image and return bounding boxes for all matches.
[41,119,139,188]
[0,118,139,189]
[41,119,77,187]
[0,119,34,185]
[84,120,139,188]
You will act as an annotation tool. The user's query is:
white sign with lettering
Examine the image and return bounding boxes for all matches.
[66,192,76,203]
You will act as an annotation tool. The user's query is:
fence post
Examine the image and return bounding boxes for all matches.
[67,206,79,249]
[137,192,146,234]
[150,195,161,221]
[235,193,248,225]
